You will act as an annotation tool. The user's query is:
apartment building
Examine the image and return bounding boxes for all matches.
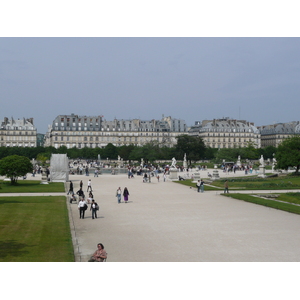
[44,114,187,149]
[189,118,261,149]
[258,121,300,148]
[0,117,37,147]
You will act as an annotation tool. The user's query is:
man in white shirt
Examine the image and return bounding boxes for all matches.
[78,198,87,219]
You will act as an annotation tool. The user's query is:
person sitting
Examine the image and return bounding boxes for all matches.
[69,193,77,204]
[88,243,107,262]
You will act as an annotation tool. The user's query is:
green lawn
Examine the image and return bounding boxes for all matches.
[175,175,300,191]
[0,180,65,193]
[222,193,300,215]
[211,176,300,190]
[0,196,74,261]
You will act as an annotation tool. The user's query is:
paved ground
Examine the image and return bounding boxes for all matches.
[65,170,300,262]
[2,169,300,262]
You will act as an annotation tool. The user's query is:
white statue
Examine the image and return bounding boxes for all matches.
[259,155,265,167]
[272,154,277,172]
[171,157,177,168]
[183,153,187,169]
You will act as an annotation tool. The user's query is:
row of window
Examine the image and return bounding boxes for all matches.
[1,136,36,141]
[53,131,172,137]
[0,131,36,135]
[53,126,177,132]
[204,133,259,137]
[205,138,253,143]
[54,136,173,142]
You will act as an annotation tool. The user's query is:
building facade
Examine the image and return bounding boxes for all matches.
[44,114,187,149]
[189,118,261,149]
[258,121,300,148]
[0,117,37,147]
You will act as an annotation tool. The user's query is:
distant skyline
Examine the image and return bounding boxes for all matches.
[1,37,300,133]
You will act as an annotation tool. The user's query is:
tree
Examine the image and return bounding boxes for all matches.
[102,143,118,159]
[276,136,300,174]
[0,155,33,184]
[176,135,206,165]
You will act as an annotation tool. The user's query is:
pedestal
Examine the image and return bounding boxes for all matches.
[169,168,178,180]
[193,172,201,181]
[212,165,220,180]
[258,166,266,178]
[41,166,49,184]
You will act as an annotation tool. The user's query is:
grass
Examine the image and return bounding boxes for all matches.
[0,196,74,262]
[175,175,300,190]
[222,193,300,215]
[211,175,300,190]
[0,180,65,193]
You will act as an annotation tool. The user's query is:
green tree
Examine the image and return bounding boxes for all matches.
[215,148,240,163]
[102,143,118,159]
[239,142,258,160]
[175,135,206,164]
[118,145,135,161]
[0,155,33,184]
[276,136,300,174]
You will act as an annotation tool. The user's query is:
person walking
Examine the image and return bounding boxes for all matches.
[67,181,74,195]
[90,199,99,219]
[116,187,122,203]
[123,187,129,203]
[196,180,201,192]
[224,180,229,193]
[78,197,87,219]
[76,187,85,200]
[88,243,107,262]
[80,180,83,189]
[87,179,92,192]
[200,179,205,193]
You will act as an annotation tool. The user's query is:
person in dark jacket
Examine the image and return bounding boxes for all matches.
[67,181,74,195]
[123,187,130,203]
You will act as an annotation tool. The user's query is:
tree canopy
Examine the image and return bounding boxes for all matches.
[175,135,206,165]
[276,136,300,174]
[0,155,33,184]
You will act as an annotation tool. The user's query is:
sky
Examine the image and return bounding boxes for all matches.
[2,37,300,134]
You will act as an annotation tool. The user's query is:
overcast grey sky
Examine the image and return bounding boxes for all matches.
[1,37,300,133]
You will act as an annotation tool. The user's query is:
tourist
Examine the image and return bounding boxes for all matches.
[76,187,85,200]
[88,243,107,262]
[78,197,87,219]
[200,179,205,193]
[80,180,83,189]
[87,179,92,192]
[224,180,229,193]
[69,193,76,204]
[90,199,99,219]
[196,180,201,192]
[67,180,73,195]
[87,191,93,204]
[123,187,130,203]
[116,187,122,203]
